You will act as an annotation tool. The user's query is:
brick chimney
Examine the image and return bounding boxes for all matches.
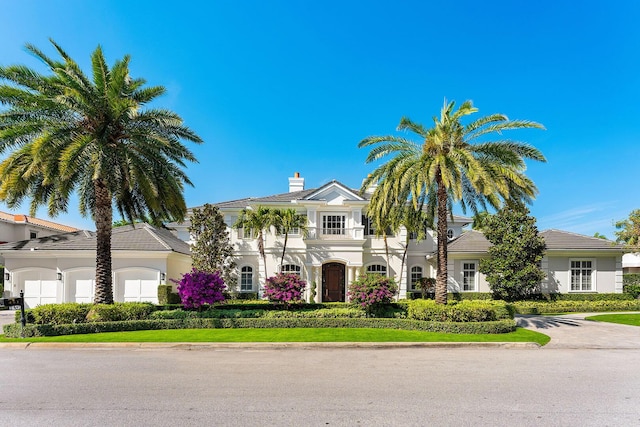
[288,172,305,192]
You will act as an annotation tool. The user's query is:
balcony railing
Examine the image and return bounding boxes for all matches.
[306,227,363,240]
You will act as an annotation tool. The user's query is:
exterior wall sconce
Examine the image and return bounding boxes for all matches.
[160,273,166,281]
[4,273,9,281]
[57,272,62,281]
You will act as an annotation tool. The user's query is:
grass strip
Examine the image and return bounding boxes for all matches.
[0,327,550,346]
[584,313,640,327]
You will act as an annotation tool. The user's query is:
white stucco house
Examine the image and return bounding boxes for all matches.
[0,211,79,244]
[448,229,624,294]
[0,224,191,307]
[169,173,626,301]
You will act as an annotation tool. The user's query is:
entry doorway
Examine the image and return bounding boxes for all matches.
[322,263,345,302]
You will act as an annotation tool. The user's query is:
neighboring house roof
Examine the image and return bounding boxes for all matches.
[0,210,79,233]
[0,224,190,255]
[448,229,623,254]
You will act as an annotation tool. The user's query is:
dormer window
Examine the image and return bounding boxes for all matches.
[447,229,454,240]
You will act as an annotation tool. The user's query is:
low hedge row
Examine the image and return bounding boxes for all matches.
[17,302,157,325]
[2,317,517,338]
[513,300,640,314]
[407,300,514,322]
[150,307,370,320]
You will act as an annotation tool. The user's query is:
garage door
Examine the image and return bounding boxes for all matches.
[18,269,58,308]
[66,269,95,303]
[115,269,159,304]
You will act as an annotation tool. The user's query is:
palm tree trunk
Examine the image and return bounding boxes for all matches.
[435,172,448,304]
[93,179,114,304]
[258,230,267,279]
[398,234,409,301]
[280,232,288,270]
[383,233,390,278]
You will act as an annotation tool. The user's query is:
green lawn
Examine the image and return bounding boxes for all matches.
[585,313,640,326]
[0,327,550,346]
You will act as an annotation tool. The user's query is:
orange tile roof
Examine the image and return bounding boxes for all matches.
[0,211,79,233]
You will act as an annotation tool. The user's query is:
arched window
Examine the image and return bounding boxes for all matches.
[281,264,301,276]
[410,266,423,290]
[240,266,254,291]
[447,229,454,240]
[366,264,387,275]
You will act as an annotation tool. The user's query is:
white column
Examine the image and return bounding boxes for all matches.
[314,266,321,303]
[347,266,356,302]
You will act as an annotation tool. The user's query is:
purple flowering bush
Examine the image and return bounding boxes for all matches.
[348,274,397,315]
[263,273,307,306]
[174,269,226,309]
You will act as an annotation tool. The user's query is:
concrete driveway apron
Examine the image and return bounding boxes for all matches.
[517,312,640,349]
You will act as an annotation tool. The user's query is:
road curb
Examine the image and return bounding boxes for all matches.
[0,341,541,350]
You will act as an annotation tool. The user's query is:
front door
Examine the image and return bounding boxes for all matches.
[322,263,345,302]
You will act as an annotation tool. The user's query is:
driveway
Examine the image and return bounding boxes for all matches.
[517,312,640,349]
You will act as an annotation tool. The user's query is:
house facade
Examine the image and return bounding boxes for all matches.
[169,173,473,301]
[0,224,191,307]
[172,173,626,300]
[0,211,79,244]
[448,229,624,294]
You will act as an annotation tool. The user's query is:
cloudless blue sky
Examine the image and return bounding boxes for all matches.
[1,0,639,238]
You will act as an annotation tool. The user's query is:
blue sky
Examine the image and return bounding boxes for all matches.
[1,1,639,238]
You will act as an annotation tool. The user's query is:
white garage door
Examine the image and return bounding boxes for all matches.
[66,270,96,303]
[19,269,58,308]
[116,269,159,304]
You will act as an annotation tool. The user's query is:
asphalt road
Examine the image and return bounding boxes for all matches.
[1,346,639,426]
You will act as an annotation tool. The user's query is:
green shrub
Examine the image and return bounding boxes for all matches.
[623,274,640,298]
[85,302,156,322]
[157,285,181,305]
[448,292,493,301]
[29,303,92,325]
[513,300,640,314]
[408,300,514,322]
[2,317,517,338]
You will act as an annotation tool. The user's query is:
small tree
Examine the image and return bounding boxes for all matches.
[615,209,640,251]
[189,204,237,290]
[263,273,306,307]
[348,273,397,316]
[174,269,226,309]
[416,277,436,299]
[479,203,546,301]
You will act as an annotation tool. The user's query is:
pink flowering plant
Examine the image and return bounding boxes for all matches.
[173,269,226,309]
[263,273,307,307]
[348,273,397,316]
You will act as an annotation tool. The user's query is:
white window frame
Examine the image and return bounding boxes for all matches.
[461,261,478,292]
[410,266,423,290]
[239,265,254,292]
[281,264,301,277]
[447,229,454,240]
[237,228,254,240]
[321,213,346,236]
[569,258,596,292]
[366,264,387,275]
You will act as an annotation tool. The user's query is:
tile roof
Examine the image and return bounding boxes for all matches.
[0,210,79,233]
[0,224,190,255]
[448,229,624,253]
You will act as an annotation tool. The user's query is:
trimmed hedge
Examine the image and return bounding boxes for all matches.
[17,302,157,325]
[150,307,370,320]
[2,317,517,338]
[513,300,640,314]
[407,300,514,322]
[157,285,181,305]
[448,292,494,301]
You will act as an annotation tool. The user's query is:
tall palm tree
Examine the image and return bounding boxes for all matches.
[360,99,545,304]
[273,208,308,270]
[233,206,277,279]
[0,40,202,304]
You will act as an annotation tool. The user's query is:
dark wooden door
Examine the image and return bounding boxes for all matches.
[323,263,345,302]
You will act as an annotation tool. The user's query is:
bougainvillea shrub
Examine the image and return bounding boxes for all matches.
[348,274,397,313]
[263,273,307,306]
[174,269,226,309]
